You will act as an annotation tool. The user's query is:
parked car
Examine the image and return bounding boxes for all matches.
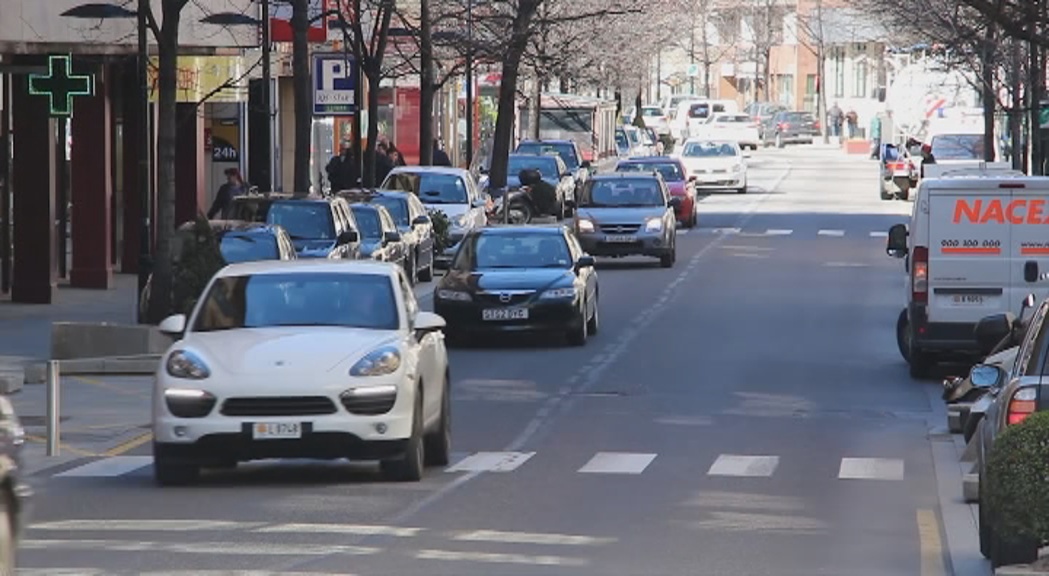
[380,166,489,269]
[0,395,30,574]
[506,153,576,217]
[624,105,671,136]
[347,202,413,280]
[138,220,298,321]
[227,193,362,260]
[691,113,761,150]
[743,101,787,139]
[515,139,594,194]
[616,125,651,157]
[433,225,599,346]
[762,110,820,148]
[337,189,436,282]
[614,156,697,227]
[676,138,748,194]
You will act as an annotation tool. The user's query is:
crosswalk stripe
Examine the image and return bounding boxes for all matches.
[254,523,422,537]
[676,228,690,235]
[577,452,656,474]
[18,539,382,555]
[445,451,535,472]
[54,456,152,478]
[870,231,888,238]
[708,455,779,477]
[415,549,588,566]
[30,520,258,531]
[838,458,904,480]
[452,530,616,546]
[817,229,845,237]
[765,229,793,235]
[14,572,355,576]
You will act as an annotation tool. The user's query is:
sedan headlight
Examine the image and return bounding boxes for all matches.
[732,163,743,172]
[645,217,663,232]
[453,214,470,229]
[436,289,472,302]
[166,350,210,379]
[350,346,402,377]
[540,287,576,299]
[577,218,596,233]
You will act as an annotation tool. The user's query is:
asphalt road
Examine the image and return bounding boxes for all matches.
[17,145,947,576]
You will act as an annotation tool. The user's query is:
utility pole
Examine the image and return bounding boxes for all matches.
[465,0,474,167]
[136,0,153,313]
[260,0,272,190]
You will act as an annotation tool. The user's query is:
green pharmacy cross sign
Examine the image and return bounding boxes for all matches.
[28,55,94,117]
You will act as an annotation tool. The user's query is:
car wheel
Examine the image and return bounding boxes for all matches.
[566,305,588,347]
[775,133,784,148]
[895,310,911,362]
[424,373,451,467]
[737,184,747,194]
[404,254,417,286]
[586,295,600,335]
[660,249,675,268]
[418,251,435,282]
[0,491,15,576]
[153,453,200,487]
[381,389,425,481]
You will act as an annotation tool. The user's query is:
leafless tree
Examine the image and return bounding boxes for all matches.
[795,0,830,143]
[673,0,734,98]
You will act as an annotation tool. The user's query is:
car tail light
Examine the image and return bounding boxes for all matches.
[778,122,788,130]
[890,161,908,171]
[912,246,928,304]
[814,120,821,130]
[1007,388,1037,425]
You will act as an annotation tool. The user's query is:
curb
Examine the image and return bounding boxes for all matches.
[996,566,1049,575]
[23,355,161,383]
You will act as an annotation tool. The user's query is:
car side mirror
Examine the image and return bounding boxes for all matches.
[688,175,697,182]
[472,196,487,208]
[580,161,591,169]
[413,311,446,335]
[886,223,907,258]
[668,197,682,209]
[479,166,489,175]
[575,255,595,271]
[158,314,187,336]
[338,230,359,245]
[969,364,1005,388]
[412,214,431,227]
[975,312,1016,355]
[383,231,401,244]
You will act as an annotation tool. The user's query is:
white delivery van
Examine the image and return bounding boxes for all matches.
[885,170,1049,377]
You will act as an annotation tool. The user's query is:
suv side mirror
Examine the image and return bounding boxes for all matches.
[412,214,431,227]
[383,231,401,244]
[886,223,907,258]
[575,255,595,270]
[969,364,1005,388]
[338,230,359,245]
[975,312,1016,355]
[668,196,682,209]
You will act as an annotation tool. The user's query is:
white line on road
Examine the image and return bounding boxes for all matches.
[54,456,152,478]
[415,549,588,566]
[18,540,382,556]
[824,262,870,267]
[838,457,905,481]
[255,523,423,537]
[577,452,656,474]
[817,229,846,237]
[29,519,261,532]
[676,229,690,235]
[708,455,780,477]
[765,229,793,235]
[453,530,616,546]
[869,231,888,238]
[445,451,535,472]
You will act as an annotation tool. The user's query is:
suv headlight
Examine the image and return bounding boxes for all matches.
[454,214,470,229]
[350,346,401,376]
[645,217,662,232]
[540,287,576,299]
[166,350,210,379]
[577,219,595,233]
[436,289,471,301]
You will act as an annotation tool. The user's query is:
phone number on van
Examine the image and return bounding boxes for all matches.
[940,239,1002,253]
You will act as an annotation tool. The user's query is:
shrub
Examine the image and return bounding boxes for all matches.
[428,209,452,253]
[986,410,1049,544]
[171,215,226,316]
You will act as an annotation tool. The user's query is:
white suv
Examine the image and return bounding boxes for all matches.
[152,259,451,485]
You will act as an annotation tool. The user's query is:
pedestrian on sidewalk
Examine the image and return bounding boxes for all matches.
[374,141,394,185]
[432,139,452,166]
[387,142,407,167]
[845,110,858,139]
[869,114,882,159]
[325,143,359,192]
[828,102,843,138]
[206,167,248,220]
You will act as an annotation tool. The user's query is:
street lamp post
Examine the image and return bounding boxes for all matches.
[136,0,152,304]
[465,0,473,167]
[260,0,272,191]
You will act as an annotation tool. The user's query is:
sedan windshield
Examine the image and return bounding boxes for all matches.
[193,272,398,331]
[265,202,335,240]
[372,197,409,226]
[453,233,572,270]
[582,179,664,207]
[516,143,578,169]
[350,207,382,239]
[681,141,738,157]
[218,234,279,263]
[616,162,684,182]
[382,172,468,204]
[508,156,558,179]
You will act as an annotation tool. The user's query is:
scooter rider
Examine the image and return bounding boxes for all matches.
[518,168,559,216]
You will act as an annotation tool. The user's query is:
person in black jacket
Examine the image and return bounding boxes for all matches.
[432,139,452,166]
[207,167,248,219]
[326,143,359,192]
[518,169,558,216]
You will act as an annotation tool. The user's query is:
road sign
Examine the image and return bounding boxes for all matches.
[686,64,700,78]
[28,55,93,117]
[312,52,358,116]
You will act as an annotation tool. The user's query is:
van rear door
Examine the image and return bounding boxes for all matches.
[926,186,1011,324]
[1007,181,1049,311]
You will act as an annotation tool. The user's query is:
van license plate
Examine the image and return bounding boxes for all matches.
[950,295,984,306]
[253,422,302,440]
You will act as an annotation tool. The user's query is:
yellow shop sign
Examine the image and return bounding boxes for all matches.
[147,56,249,103]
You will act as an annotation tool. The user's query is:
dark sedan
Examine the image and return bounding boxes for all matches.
[433,226,600,346]
[348,203,412,279]
[338,189,436,282]
[0,395,30,573]
[762,110,820,148]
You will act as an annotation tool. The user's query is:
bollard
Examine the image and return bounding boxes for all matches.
[46,360,60,456]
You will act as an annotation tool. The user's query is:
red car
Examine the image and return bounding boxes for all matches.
[613,157,697,227]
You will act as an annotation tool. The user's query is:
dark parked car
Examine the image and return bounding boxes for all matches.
[227,193,361,259]
[348,202,412,278]
[138,220,297,320]
[433,225,599,346]
[762,110,820,148]
[0,395,29,574]
[337,189,436,282]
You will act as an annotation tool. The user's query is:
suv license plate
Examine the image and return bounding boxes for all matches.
[253,422,302,440]
[482,308,528,321]
[605,235,636,243]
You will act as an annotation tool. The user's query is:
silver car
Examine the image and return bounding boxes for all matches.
[572,173,679,268]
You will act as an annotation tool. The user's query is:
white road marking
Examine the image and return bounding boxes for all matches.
[54,456,153,478]
[415,549,588,566]
[453,529,616,546]
[720,245,773,251]
[254,523,422,537]
[577,452,656,474]
[817,229,845,237]
[18,540,381,556]
[445,451,535,472]
[676,228,690,235]
[838,457,905,480]
[824,262,870,267]
[29,519,260,532]
[712,227,741,234]
[730,252,770,259]
[691,511,827,534]
[870,231,888,238]
[765,229,793,235]
[708,455,780,477]
[116,573,348,576]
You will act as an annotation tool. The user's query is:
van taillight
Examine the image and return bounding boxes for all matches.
[912,246,928,303]
[1007,388,1037,425]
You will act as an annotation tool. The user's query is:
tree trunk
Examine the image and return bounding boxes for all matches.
[532,74,542,139]
[291,0,312,192]
[418,0,435,165]
[486,0,539,190]
[1030,38,1044,175]
[981,29,996,162]
[1011,40,1024,169]
[146,4,183,323]
[818,50,829,144]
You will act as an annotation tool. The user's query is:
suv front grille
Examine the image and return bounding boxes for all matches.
[599,224,641,234]
[220,396,338,417]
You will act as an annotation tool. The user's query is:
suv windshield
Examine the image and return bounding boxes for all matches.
[508,156,558,179]
[349,207,382,239]
[681,141,738,157]
[193,272,398,331]
[382,172,468,204]
[582,179,665,207]
[616,162,684,182]
[265,202,335,240]
[218,233,279,263]
[371,196,409,226]
[516,142,578,169]
[453,233,572,270]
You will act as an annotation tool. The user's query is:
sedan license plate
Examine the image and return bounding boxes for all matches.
[252,422,302,440]
[482,308,528,321]
[604,235,636,243]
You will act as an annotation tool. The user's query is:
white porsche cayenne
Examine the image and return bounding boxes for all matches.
[151,259,451,486]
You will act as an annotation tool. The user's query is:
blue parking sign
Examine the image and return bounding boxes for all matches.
[313,52,357,116]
